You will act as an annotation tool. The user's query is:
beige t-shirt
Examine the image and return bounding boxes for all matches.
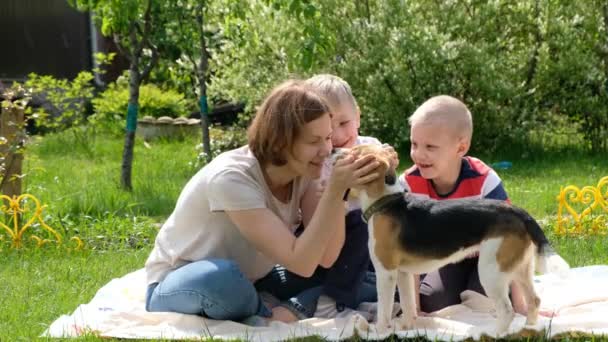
[145,145,310,284]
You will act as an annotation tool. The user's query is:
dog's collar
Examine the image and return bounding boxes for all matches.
[362,192,404,222]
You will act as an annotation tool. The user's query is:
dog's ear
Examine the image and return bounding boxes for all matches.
[369,159,389,197]
[378,147,397,185]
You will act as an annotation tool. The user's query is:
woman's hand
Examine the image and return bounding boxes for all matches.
[327,152,380,194]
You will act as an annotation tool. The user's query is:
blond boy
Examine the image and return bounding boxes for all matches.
[307,74,387,310]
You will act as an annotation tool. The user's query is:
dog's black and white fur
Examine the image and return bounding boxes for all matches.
[338,144,569,335]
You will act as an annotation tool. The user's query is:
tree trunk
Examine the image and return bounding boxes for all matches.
[121,64,141,191]
[0,106,24,198]
[197,2,212,163]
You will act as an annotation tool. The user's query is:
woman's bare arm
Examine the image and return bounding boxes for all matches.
[227,154,379,277]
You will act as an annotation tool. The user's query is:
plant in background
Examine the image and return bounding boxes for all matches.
[22,52,116,139]
[69,0,169,191]
[93,76,187,120]
[204,0,607,155]
[21,54,119,152]
[208,0,334,125]
[190,125,247,170]
[48,212,156,251]
[25,71,95,129]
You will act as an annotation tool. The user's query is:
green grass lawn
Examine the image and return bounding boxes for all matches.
[1,130,607,341]
[0,248,151,341]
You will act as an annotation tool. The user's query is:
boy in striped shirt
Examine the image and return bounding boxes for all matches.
[399,95,532,316]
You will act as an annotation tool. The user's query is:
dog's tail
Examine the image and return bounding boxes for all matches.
[516,207,570,277]
[535,244,570,277]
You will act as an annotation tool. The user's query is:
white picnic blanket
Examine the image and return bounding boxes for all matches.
[44,266,608,341]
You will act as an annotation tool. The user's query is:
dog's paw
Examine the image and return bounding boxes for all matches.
[354,314,371,334]
[374,319,393,334]
[355,317,393,336]
[525,313,539,326]
[395,315,415,331]
[496,317,514,335]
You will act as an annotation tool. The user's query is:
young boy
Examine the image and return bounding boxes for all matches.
[308,74,386,311]
[400,95,530,315]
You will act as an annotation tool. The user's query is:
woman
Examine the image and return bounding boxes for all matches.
[144,79,380,323]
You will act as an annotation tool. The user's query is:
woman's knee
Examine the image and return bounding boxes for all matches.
[147,259,261,320]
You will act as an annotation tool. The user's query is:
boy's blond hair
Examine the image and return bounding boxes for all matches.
[408,95,473,142]
[305,74,358,111]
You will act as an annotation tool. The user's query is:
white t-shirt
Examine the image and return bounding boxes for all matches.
[145,145,310,284]
[321,136,382,212]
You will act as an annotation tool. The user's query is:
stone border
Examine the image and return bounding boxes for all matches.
[137,116,201,140]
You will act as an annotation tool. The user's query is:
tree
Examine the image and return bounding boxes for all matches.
[163,0,216,163]
[70,0,166,190]
[207,0,336,118]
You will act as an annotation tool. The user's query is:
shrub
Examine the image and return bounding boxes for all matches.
[93,79,187,120]
[25,71,95,131]
[206,0,607,155]
[191,125,247,169]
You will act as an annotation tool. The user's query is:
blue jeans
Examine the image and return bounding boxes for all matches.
[146,260,377,321]
[255,264,326,319]
[146,209,377,321]
[146,258,272,320]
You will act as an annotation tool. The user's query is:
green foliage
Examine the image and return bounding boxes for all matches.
[200,0,608,155]
[69,0,166,57]
[192,125,247,167]
[93,78,188,119]
[70,0,608,155]
[25,71,95,131]
[206,0,334,119]
[48,213,159,250]
[530,1,608,153]
[69,0,172,189]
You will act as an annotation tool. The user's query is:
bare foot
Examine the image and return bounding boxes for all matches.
[539,309,559,318]
[269,306,299,323]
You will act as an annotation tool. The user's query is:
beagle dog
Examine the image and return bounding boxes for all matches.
[336,144,569,334]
